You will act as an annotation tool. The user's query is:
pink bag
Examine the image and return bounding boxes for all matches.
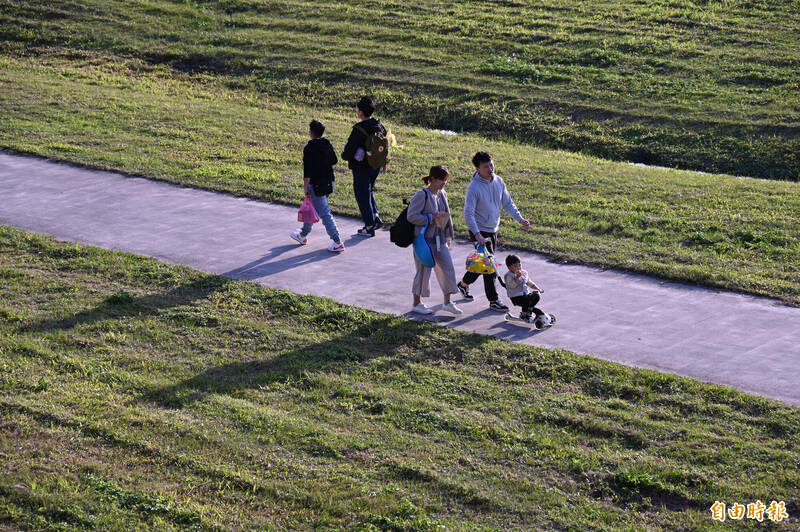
[298,194,320,224]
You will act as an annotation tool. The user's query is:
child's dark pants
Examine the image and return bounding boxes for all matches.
[510,293,544,318]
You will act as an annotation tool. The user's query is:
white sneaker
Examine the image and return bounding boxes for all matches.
[442,302,463,315]
[327,241,345,253]
[290,230,308,245]
[411,303,433,315]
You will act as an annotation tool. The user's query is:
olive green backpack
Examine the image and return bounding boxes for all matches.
[355,124,390,169]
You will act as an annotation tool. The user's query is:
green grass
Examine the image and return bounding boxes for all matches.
[1,225,798,530]
[1,55,799,306]
[1,0,799,179]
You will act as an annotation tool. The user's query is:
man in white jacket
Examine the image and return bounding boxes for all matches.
[457,151,530,312]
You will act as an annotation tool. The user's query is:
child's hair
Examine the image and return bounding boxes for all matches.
[422,165,450,185]
[505,254,521,268]
[309,119,325,137]
[357,96,376,117]
[472,151,492,168]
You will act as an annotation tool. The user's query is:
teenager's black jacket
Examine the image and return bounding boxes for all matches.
[341,118,386,171]
[303,137,338,190]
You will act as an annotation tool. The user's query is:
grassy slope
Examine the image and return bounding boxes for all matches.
[1,55,799,305]
[1,225,798,530]
[0,0,799,179]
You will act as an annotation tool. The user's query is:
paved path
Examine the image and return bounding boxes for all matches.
[2,153,799,405]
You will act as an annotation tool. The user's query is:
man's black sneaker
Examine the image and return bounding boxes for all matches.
[357,226,375,237]
[489,300,509,312]
[457,283,474,301]
[373,217,384,230]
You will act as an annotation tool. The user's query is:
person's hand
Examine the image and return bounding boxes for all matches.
[475,233,486,246]
[446,238,452,248]
[520,218,531,229]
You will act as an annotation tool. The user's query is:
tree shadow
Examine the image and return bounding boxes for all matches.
[21,275,230,333]
[142,316,494,409]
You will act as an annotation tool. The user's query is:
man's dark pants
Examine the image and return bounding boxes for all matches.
[352,167,381,227]
[461,230,499,302]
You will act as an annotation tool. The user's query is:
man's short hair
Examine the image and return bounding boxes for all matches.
[309,119,325,137]
[505,254,521,267]
[472,151,493,168]
[357,96,376,117]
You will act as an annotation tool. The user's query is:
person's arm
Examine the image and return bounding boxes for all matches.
[406,190,429,226]
[463,184,481,236]
[500,179,530,229]
[302,143,311,180]
[504,271,522,290]
[525,273,543,293]
[341,126,364,162]
[327,141,338,167]
[442,191,455,245]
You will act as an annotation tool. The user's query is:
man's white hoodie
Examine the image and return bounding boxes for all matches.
[463,172,524,234]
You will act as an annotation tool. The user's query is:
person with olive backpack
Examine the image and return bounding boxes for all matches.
[341,96,389,237]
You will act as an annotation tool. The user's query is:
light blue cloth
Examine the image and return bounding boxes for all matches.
[301,187,340,242]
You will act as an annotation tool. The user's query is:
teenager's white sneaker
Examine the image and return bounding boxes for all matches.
[328,241,345,253]
[411,303,433,315]
[290,230,308,245]
[442,302,463,315]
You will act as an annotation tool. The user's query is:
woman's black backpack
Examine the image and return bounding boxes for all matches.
[389,199,415,248]
[390,194,432,248]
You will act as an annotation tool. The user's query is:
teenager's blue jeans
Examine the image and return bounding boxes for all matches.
[352,167,380,227]
[301,188,340,243]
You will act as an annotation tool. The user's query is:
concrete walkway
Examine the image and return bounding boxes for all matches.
[2,152,799,406]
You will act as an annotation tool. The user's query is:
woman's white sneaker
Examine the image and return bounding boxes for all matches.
[442,302,463,315]
[411,303,433,315]
[328,241,345,253]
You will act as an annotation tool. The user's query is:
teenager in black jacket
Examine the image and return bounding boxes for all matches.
[341,96,387,237]
[290,120,345,253]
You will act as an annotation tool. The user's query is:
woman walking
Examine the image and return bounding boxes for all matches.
[406,165,463,315]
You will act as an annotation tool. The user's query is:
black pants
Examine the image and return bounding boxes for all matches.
[511,293,544,318]
[352,167,380,227]
[461,231,499,302]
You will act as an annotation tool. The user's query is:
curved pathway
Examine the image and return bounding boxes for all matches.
[2,152,799,405]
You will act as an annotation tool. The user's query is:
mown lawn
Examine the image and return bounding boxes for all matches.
[1,0,798,179]
[0,225,798,530]
[1,55,799,305]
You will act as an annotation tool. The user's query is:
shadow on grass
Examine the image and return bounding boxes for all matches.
[22,275,230,332]
[143,315,492,408]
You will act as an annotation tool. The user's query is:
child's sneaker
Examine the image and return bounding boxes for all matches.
[457,283,474,301]
[290,230,308,245]
[489,300,509,312]
[411,303,433,315]
[328,241,345,253]
[442,302,463,315]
